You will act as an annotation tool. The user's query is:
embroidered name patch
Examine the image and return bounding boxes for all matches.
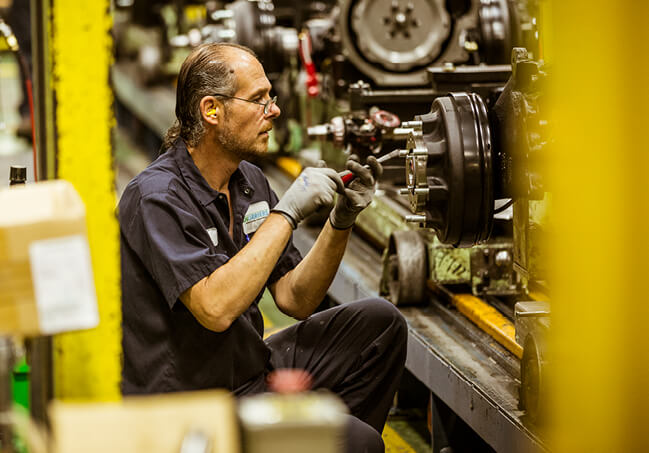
[243,201,270,235]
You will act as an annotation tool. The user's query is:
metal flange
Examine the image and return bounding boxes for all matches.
[398,92,494,247]
[350,0,450,72]
[337,0,446,86]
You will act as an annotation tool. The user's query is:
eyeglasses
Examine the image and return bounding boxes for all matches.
[212,94,277,116]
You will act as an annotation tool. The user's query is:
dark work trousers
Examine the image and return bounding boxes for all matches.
[264,297,408,453]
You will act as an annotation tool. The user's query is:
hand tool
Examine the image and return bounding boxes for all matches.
[339,148,402,185]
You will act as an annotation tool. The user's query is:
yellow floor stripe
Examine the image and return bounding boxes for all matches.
[275,156,303,179]
[528,291,549,301]
[452,294,523,359]
[383,424,417,453]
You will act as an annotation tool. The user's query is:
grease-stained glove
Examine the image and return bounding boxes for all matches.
[272,165,344,229]
[329,155,383,230]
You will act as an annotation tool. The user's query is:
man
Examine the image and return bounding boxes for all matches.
[119,43,407,452]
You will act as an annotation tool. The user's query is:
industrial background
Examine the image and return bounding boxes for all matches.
[0,0,648,452]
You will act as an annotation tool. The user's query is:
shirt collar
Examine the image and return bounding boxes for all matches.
[172,139,255,206]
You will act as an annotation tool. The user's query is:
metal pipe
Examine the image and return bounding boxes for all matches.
[0,337,15,453]
[31,0,56,181]
[25,337,52,429]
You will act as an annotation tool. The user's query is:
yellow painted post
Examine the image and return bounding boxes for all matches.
[549,1,649,450]
[51,0,121,401]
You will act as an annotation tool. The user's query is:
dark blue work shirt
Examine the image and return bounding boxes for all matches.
[118,139,302,395]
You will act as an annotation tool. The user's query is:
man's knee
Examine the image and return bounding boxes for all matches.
[344,415,385,453]
[352,297,407,338]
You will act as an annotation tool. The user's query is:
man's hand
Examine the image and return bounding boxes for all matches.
[329,155,383,230]
[272,166,344,229]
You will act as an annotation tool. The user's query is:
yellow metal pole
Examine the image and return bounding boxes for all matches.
[550,1,649,450]
[51,0,121,401]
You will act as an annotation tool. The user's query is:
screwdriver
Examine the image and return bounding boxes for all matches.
[339,148,403,186]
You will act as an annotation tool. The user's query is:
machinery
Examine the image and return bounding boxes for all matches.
[301,0,540,178]
[385,47,551,423]
[111,1,552,448]
[114,0,300,84]
[290,1,551,429]
[393,47,548,275]
[114,0,538,150]
[307,38,550,425]
[304,0,536,91]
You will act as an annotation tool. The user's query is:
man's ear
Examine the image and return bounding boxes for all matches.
[200,96,220,124]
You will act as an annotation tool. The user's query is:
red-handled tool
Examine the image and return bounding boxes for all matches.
[298,31,319,98]
[339,149,402,186]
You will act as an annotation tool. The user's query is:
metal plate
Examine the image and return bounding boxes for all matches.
[351,0,451,72]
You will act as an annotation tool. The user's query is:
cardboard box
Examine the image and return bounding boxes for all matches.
[0,180,98,335]
[50,390,240,453]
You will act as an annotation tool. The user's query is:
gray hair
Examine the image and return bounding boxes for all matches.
[162,43,257,150]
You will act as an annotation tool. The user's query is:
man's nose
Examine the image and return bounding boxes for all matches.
[267,101,281,118]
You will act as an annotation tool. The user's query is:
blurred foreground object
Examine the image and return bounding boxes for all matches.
[239,382,347,453]
[0,180,98,336]
[50,390,238,453]
[266,368,313,394]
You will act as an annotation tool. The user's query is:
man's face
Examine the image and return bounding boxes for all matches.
[215,52,280,160]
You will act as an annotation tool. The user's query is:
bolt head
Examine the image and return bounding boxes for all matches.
[495,250,512,267]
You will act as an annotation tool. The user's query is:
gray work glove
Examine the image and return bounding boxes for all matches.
[272,165,344,229]
[329,155,383,230]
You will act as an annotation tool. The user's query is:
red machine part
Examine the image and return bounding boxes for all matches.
[371,109,400,129]
[298,31,319,98]
[267,368,314,394]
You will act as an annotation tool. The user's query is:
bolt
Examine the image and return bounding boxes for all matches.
[359,121,372,130]
[211,9,234,21]
[495,250,512,267]
[443,62,455,72]
[405,215,427,223]
[401,120,422,129]
[395,12,407,25]
[307,125,330,138]
[215,29,236,41]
